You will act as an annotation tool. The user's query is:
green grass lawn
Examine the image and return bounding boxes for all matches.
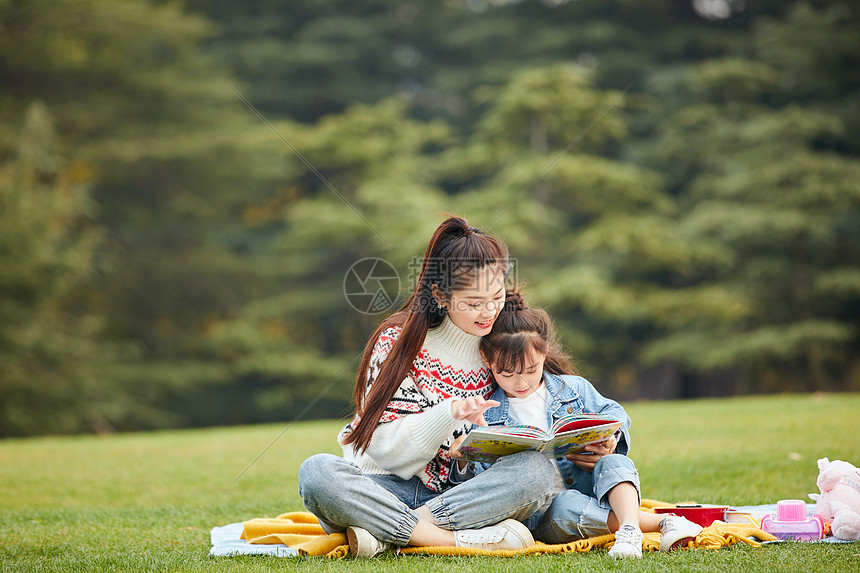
[1,393,859,572]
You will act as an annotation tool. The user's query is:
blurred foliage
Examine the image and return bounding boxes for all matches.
[0,0,858,436]
[0,103,105,435]
[634,3,860,393]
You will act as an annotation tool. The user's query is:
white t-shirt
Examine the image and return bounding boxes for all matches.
[508,383,566,498]
[507,383,550,431]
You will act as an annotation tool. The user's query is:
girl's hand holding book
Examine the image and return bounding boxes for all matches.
[449,435,466,460]
[565,435,618,472]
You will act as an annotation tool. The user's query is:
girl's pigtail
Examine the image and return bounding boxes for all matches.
[481,290,577,377]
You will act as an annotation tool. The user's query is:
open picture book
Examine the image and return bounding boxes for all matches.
[457,412,623,464]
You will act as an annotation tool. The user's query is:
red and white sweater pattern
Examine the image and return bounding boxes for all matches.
[339,317,493,492]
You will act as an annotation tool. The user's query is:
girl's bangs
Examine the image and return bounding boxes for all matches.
[486,332,546,374]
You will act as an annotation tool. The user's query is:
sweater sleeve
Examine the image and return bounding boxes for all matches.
[342,324,480,481]
[364,396,461,479]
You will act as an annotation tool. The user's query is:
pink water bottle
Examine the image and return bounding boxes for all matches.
[760,499,824,541]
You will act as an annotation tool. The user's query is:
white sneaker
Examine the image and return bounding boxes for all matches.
[608,524,643,559]
[659,516,703,552]
[454,519,535,551]
[346,526,390,557]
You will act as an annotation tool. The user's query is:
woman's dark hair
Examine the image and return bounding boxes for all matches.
[343,215,508,452]
[480,290,576,376]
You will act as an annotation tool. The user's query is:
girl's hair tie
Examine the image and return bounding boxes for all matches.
[504,290,526,312]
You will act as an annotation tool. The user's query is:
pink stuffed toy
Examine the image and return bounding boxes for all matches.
[810,457,860,541]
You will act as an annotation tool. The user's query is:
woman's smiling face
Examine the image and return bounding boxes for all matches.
[440,265,506,337]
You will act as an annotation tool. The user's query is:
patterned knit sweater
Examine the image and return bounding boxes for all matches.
[338,317,493,492]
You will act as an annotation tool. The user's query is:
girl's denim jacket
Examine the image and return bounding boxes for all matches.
[452,372,632,489]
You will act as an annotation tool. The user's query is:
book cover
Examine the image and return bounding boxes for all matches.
[457,413,623,464]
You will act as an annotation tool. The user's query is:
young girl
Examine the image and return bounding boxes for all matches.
[451,291,703,558]
[298,217,556,557]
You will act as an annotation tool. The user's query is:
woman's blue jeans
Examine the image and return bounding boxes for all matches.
[298,451,555,546]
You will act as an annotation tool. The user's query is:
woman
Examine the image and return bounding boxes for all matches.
[298,216,555,557]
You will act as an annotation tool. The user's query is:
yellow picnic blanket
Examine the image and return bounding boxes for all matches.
[240,512,348,557]
[240,500,776,558]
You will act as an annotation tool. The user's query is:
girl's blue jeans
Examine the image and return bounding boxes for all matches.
[298,451,556,546]
[525,453,641,543]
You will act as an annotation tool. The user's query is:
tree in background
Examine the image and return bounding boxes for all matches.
[0,103,104,435]
[437,64,744,398]
[0,0,288,434]
[227,64,743,404]
[209,96,456,423]
[638,2,860,393]
[2,0,858,436]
